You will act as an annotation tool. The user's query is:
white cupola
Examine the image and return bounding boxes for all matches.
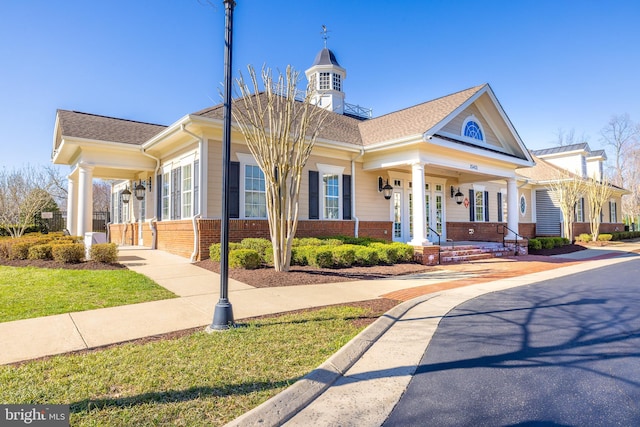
[305,47,347,114]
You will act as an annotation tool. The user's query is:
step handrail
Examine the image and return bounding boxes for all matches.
[428,226,441,264]
[496,224,528,256]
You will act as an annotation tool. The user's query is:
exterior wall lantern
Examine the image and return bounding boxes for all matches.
[378,177,393,200]
[121,188,131,204]
[451,185,464,204]
[133,178,152,201]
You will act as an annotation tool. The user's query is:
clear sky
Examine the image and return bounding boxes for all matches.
[1,0,638,170]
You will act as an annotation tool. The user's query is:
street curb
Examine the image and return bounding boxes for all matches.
[223,294,439,427]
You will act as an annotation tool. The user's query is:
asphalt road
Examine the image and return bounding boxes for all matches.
[383,258,640,427]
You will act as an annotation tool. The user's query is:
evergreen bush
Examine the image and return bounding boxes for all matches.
[229,249,262,269]
[90,243,118,263]
[52,243,85,263]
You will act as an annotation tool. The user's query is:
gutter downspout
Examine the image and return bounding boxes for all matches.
[140,149,161,250]
[351,148,365,237]
[181,123,206,262]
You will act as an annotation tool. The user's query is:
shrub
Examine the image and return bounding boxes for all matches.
[321,238,343,247]
[390,242,414,262]
[9,241,32,260]
[577,233,592,243]
[332,245,356,267]
[552,237,567,247]
[597,233,612,242]
[0,240,10,259]
[290,246,310,266]
[209,242,242,261]
[370,242,399,264]
[307,246,334,268]
[28,244,53,260]
[240,238,271,258]
[51,243,85,263]
[541,238,555,250]
[528,238,542,251]
[229,249,262,269]
[292,237,324,247]
[354,246,379,266]
[90,243,118,263]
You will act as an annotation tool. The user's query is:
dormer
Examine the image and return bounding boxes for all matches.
[586,149,607,181]
[305,47,347,114]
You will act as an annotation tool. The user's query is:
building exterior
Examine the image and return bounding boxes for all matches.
[51,47,626,262]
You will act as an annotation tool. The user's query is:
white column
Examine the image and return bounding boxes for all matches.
[66,175,77,235]
[507,178,519,239]
[77,164,94,237]
[409,162,430,246]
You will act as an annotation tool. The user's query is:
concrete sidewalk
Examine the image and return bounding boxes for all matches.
[2,242,639,425]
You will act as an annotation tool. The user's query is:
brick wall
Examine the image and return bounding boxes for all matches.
[111,219,393,261]
[446,222,537,242]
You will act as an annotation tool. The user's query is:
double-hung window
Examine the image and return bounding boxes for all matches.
[182,164,193,218]
[245,164,266,218]
[161,171,170,220]
[323,173,340,219]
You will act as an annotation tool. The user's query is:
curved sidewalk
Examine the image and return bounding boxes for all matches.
[226,243,640,427]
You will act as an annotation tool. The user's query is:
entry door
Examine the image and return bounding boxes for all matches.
[392,189,404,242]
[137,197,146,246]
[426,183,446,242]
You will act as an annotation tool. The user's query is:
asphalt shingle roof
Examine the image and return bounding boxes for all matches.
[56,110,167,146]
[531,143,590,156]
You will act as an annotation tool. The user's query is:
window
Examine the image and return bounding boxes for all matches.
[475,191,485,222]
[575,198,584,222]
[610,201,618,223]
[332,73,341,91]
[245,164,266,218]
[323,173,340,219]
[319,72,330,90]
[182,164,193,218]
[162,171,170,220]
[462,115,485,142]
[520,194,527,216]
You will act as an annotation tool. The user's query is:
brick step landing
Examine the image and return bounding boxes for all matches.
[440,244,514,264]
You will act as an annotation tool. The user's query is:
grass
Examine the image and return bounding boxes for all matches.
[0,305,372,426]
[0,266,176,323]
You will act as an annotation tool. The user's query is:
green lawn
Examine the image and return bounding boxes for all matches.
[0,305,370,426]
[0,266,176,323]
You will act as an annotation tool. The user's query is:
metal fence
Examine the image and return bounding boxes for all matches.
[35,211,110,234]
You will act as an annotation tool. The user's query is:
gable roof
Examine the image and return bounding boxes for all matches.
[358,85,485,146]
[56,110,166,146]
[531,143,590,157]
[192,93,364,146]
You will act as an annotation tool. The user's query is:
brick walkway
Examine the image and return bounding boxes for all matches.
[382,253,619,301]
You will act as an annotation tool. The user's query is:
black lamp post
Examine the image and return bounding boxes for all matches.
[209,0,236,330]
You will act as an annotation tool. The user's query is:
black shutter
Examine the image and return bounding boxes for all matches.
[171,167,181,220]
[497,192,503,222]
[309,171,319,219]
[609,201,613,222]
[581,198,585,222]
[229,161,240,219]
[469,189,475,222]
[156,174,162,220]
[342,174,351,220]
[484,191,490,222]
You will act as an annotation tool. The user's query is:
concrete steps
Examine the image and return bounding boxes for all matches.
[439,244,514,264]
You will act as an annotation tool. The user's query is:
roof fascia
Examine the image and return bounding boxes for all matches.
[363,134,424,153]
[426,135,534,168]
[423,85,488,137]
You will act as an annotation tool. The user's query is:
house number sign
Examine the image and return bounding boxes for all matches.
[469,164,478,170]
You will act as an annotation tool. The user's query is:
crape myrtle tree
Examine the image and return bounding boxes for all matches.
[232,65,330,272]
[546,170,586,243]
[0,166,56,238]
[585,175,614,241]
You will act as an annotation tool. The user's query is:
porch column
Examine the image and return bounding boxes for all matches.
[77,164,94,237]
[66,175,77,235]
[409,162,430,246]
[506,177,519,239]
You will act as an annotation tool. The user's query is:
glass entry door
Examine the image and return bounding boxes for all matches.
[427,183,445,242]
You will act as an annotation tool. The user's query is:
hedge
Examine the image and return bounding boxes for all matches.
[51,243,85,263]
[90,243,119,263]
[229,249,261,269]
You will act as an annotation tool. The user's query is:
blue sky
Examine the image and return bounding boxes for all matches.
[1,0,638,170]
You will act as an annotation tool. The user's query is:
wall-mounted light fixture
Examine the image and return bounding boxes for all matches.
[121,187,131,204]
[454,187,464,205]
[378,177,393,200]
[133,178,152,201]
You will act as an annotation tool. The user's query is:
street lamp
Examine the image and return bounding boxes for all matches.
[208,0,236,331]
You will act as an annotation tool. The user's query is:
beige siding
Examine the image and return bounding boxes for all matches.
[440,104,501,148]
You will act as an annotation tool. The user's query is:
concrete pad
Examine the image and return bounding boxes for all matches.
[70,299,212,348]
[0,314,87,364]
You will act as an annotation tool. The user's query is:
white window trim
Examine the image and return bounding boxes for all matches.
[237,153,267,219]
[520,194,527,217]
[160,151,199,221]
[317,163,345,220]
[461,114,486,142]
[472,184,486,222]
